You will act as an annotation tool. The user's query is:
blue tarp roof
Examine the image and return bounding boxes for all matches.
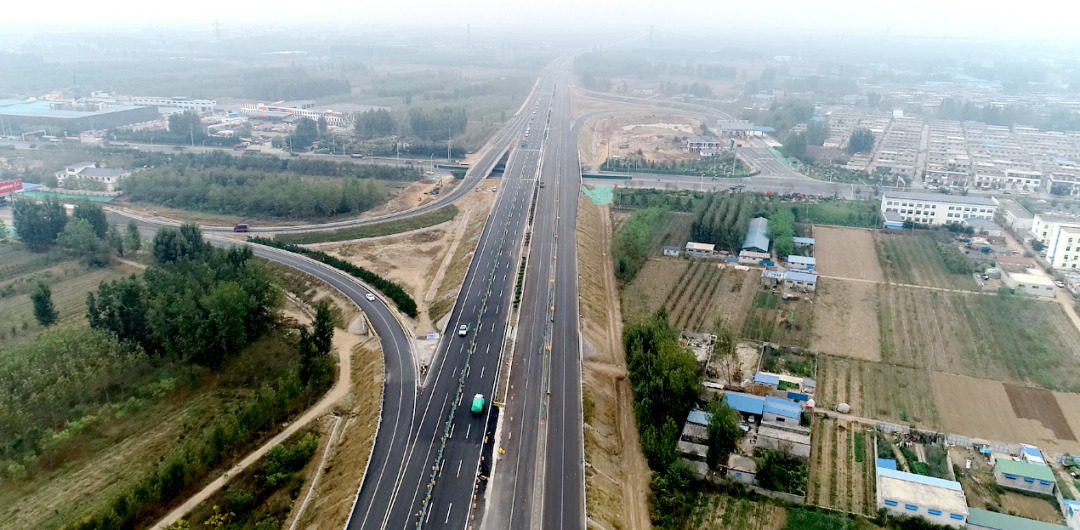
[877,458,898,470]
[754,372,780,386]
[763,396,802,419]
[686,410,711,425]
[723,391,764,416]
[792,237,815,245]
[876,466,963,491]
[786,271,818,283]
[787,256,816,264]
[742,217,770,252]
[753,126,776,132]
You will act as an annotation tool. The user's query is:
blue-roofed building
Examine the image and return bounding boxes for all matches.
[754,372,780,387]
[723,391,764,418]
[784,271,818,292]
[786,255,816,271]
[792,237,814,247]
[877,458,898,470]
[0,99,160,133]
[742,217,770,253]
[876,466,968,527]
[686,409,711,426]
[763,396,802,422]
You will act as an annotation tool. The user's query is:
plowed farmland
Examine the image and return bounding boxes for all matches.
[934,372,1080,454]
[622,259,759,333]
[807,416,876,515]
[879,286,1080,391]
[813,227,884,282]
[811,279,881,361]
[816,355,941,428]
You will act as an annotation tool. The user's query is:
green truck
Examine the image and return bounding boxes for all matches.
[471,393,485,414]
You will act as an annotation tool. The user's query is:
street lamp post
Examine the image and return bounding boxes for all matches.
[150,136,155,149]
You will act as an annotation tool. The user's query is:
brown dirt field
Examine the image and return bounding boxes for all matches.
[293,337,384,530]
[813,227,884,282]
[1005,385,1077,441]
[320,177,498,334]
[359,177,458,219]
[999,492,1065,523]
[933,372,1080,453]
[811,279,882,362]
[579,196,651,530]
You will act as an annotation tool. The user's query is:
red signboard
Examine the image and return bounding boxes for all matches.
[0,179,22,195]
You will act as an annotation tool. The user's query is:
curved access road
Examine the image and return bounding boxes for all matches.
[107,76,546,235]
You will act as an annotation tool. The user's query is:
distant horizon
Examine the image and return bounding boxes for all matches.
[1,0,1079,47]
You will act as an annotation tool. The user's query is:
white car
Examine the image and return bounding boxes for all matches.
[458,324,469,337]
[365,293,376,302]
[1055,280,1066,288]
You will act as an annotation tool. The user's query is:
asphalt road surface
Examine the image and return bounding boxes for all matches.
[342,61,564,530]
[481,63,584,530]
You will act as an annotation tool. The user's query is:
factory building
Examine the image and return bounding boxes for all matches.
[0,99,160,134]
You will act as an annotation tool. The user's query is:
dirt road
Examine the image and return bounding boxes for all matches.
[150,330,361,529]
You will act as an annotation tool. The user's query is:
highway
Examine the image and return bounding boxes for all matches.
[340,60,565,530]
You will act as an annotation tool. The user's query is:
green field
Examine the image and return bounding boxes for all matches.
[875,233,980,290]
[792,200,881,228]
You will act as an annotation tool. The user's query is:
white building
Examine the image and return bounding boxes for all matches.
[1002,270,1056,298]
[240,102,388,127]
[55,163,130,192]
[1000,198,1034,234]
[880,191,998,226]
[685,242,717,259]
[127,96,216,113]
[1031,214,1080,266]
[876,466,968,528]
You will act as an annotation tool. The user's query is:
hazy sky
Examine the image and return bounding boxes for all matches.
[2,0,1079,42]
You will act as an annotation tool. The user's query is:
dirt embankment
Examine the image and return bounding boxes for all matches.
[318,178,500,336]
[577,194,652,530]
[290,337,385,530]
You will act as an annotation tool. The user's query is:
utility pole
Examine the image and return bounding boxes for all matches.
[448,128,451,161]
[467,24,471,47]
[649,25,653,47]
[190,123,195,148]
[214,19,222,43]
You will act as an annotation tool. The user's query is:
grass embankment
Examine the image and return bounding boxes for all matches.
[273,205,459,245]
[0,244,139,348]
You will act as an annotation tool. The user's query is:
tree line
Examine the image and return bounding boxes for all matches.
[121,168,387,220]
[574,52,737,80]
[689,192,773,251]
[249,236,419,318]
[241,67,351,101]
[12,199,141,269]
[623,308,743,530]
[130,150,421,181]
[612,207,666,284]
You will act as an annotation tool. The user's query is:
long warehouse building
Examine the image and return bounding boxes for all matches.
[0,100,160,133]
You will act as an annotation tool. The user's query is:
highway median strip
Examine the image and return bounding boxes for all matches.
[248,237,419,318]
[272,205,459,245]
